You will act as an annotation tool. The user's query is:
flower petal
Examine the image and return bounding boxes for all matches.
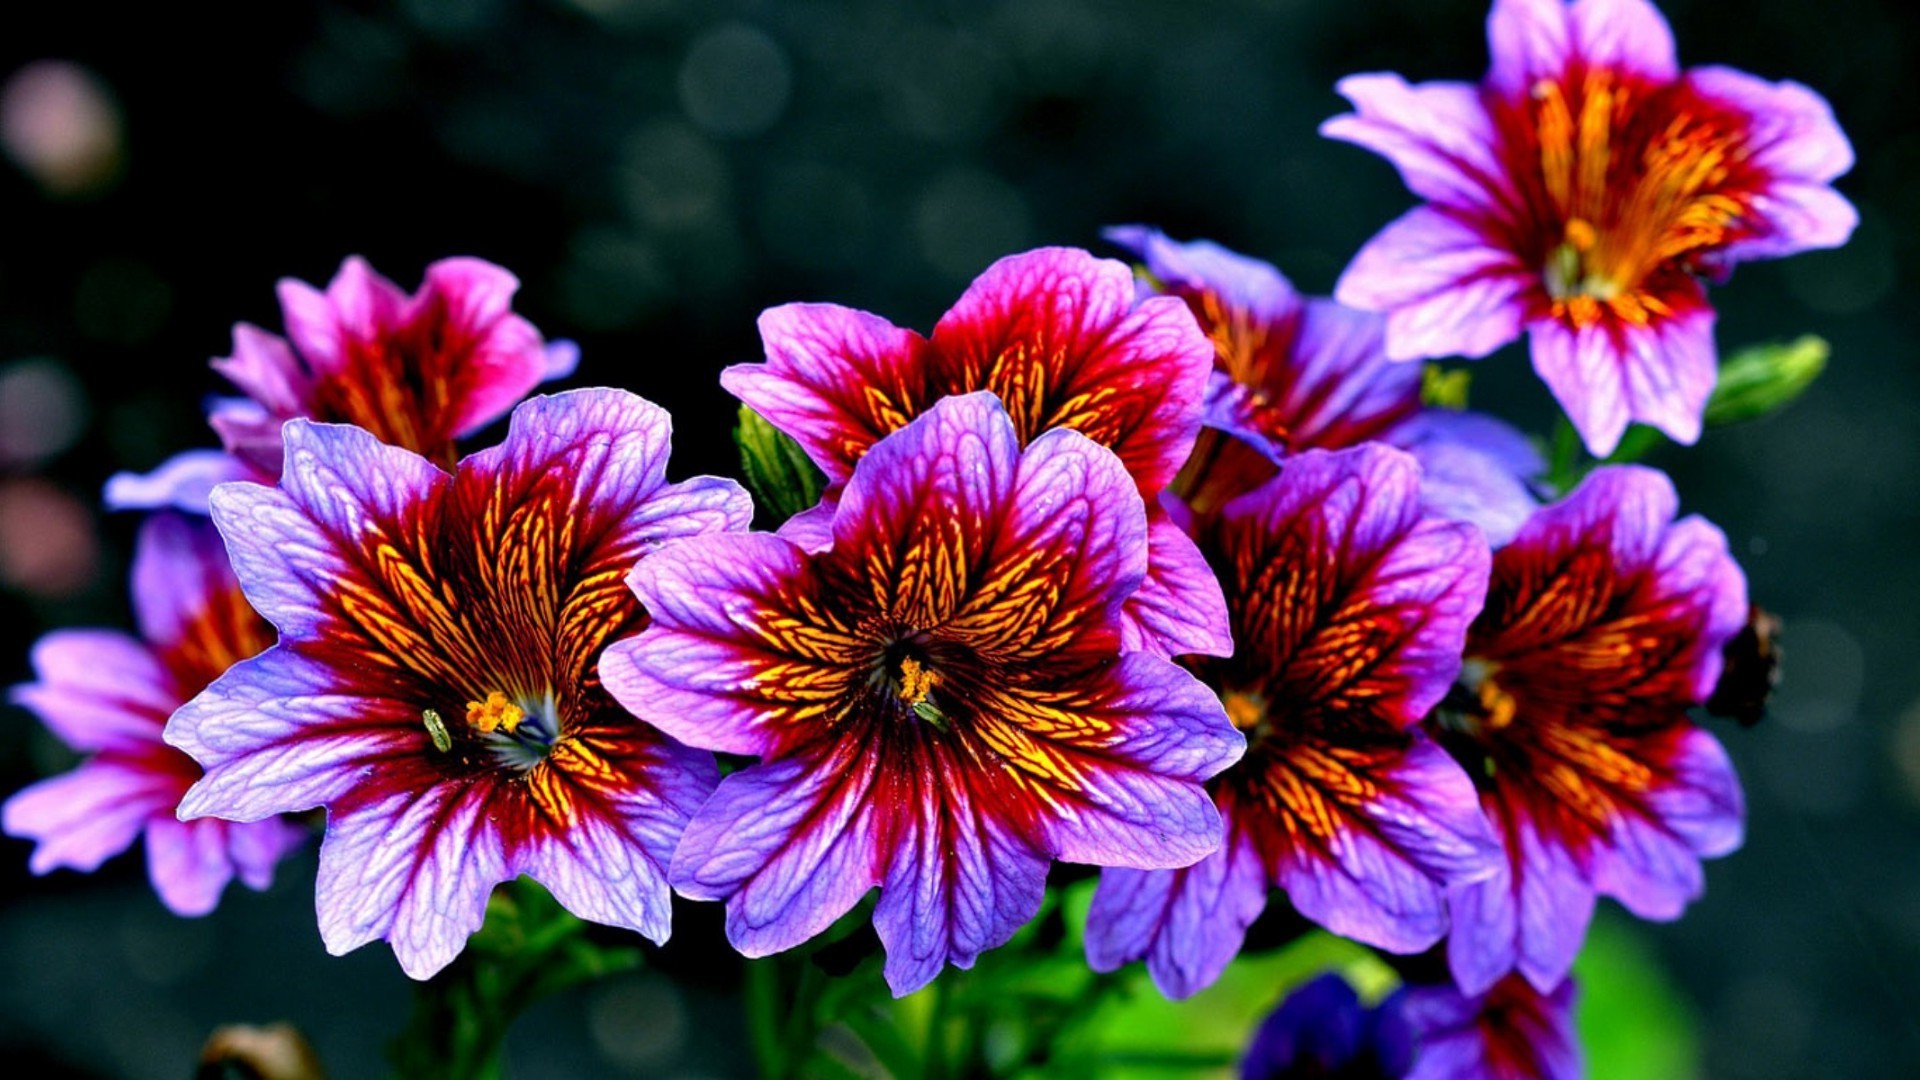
[1322,76,1509,213]
[103,449,260,515]
[1084,822,1268,1000]
[1334,208,1531,362]
[3,757,178,876]
[13,629,173,753]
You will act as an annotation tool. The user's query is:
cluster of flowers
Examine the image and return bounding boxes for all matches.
[4,1,1851,1076]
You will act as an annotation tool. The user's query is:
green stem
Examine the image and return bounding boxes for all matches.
[746,958,787,1079]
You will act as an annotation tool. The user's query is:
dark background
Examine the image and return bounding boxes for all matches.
[0,1,1913,1076]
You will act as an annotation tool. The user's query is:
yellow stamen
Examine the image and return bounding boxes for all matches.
[896,657,939,705]
[466,691,525,735]
[1477,677,1519,733]
[1223,690,1266,733]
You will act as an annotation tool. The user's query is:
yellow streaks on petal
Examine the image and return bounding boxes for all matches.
[466,690,526,735]
[525,759,577,826]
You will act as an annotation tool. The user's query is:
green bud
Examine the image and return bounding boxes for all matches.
[1421,364,1472,410]
[1704,336,1828,427]
[735,405,826,526]
[422,708,452,753]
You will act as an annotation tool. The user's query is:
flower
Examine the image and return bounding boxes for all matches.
[165,388,749,978]
[1400,975,1581,1080]
[601,392,1245,996]
[1241,973,1415,1080]
[1322,0,1856,455]
[4,513,305,915]
[1108,226,1543,545]
[720,245,1230,659]
[1085,445,1500,998]
[1435,465,1746,994]
[105,256,578,513]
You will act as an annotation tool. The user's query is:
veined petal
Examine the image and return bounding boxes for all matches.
[1104,224,1303,325]
[929,247,1213,495]
[1487,0,1676,99]
[611,533,861,758]
[3,757,181,875]
[831,391,1023,631]
[13,629,174,753]
[1447,791,1597,995]
[315,768,510,980]
[724,303,933,485]
[1322,76,1511,214]
[1119,507,1234,659]
[1403,974,1581,1080]
[1334,207,1531,362]
[870,745,1053,996]
[671,749,882,957]
[1257,732,1500,955]
[104,449,262,515]
[170,648,421,822]
[1084,823,1269,1000]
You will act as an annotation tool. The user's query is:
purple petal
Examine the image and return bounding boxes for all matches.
[13,629,173,753]
[1103,224,1303,325]
[542,339,581,380]
[1268,733,1500,954]
[871,781,1051,996]
[1037,654,1242,870]
[1321,76,1509,213]
[1447,797,1597,995]
[1487,0,1675,99]
[1403,975,1581,1080]
[228,816,310,891]
[130,513,240,653]
[314,772,509,980]
[1118,508,1234,659]
[212,323,310,416]
[1587,726,1745,921]
[104,449,261,515]
[3,759,175,875]
[276,257,407,375]
[608,532,843,758]
[1334,208,1531,362]
[1687,65,1858,258]
[169,647,420,822]
[1085,823,1268,1000]
[1529,298,1717,457]
[670,749,881,957]
[723,302,930,485]
[145,816,237,917]
[1395,412,1545,547]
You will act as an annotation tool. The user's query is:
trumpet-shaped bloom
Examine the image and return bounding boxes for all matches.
[1241,973,1414,1080]
[1401,975,1581,1080]
[1109,227,1542,545]
[166,389,748,979]
[4,514,305,915]
[1085,446,1500,999]
[602,393,1244,996]
[1323,0,1856,455]
[106,256,577,513]
[1438,465,1745,994]
[720,246,1230,659]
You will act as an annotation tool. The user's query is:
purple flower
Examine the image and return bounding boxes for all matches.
[1401,975,1581,1080]
[602,392,1244,996]
[106,256,577,513]
[1323,0,1856,455]
[4,514,305,916]
[1437,466,1746,993]
[1085,445,1500,999]
[1242,973,1415,1080]
[165,389,749,978]
[720,246,1230,660]
[1109,227,1543,546]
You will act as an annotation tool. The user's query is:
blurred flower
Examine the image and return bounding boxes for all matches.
[0,60,123,198]
[602,393,1243,996]
[4,514,305,915]
[1086,445,1499,998]
[165,390,748,978]
[721,245,1230,659]
[1323,0,1856,455]
[1109,227,1543,544]
[1241,973,1414,1080]
[1435,465,1746,993]
[1400,974,1580,1080]
[106,256,578,513]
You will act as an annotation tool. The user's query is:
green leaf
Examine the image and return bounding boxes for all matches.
[1574,912,1702,1080]
[1704,335,1828,427]
[737,404,827,525]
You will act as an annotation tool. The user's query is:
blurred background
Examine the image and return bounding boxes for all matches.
[0,0,1913,1076]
